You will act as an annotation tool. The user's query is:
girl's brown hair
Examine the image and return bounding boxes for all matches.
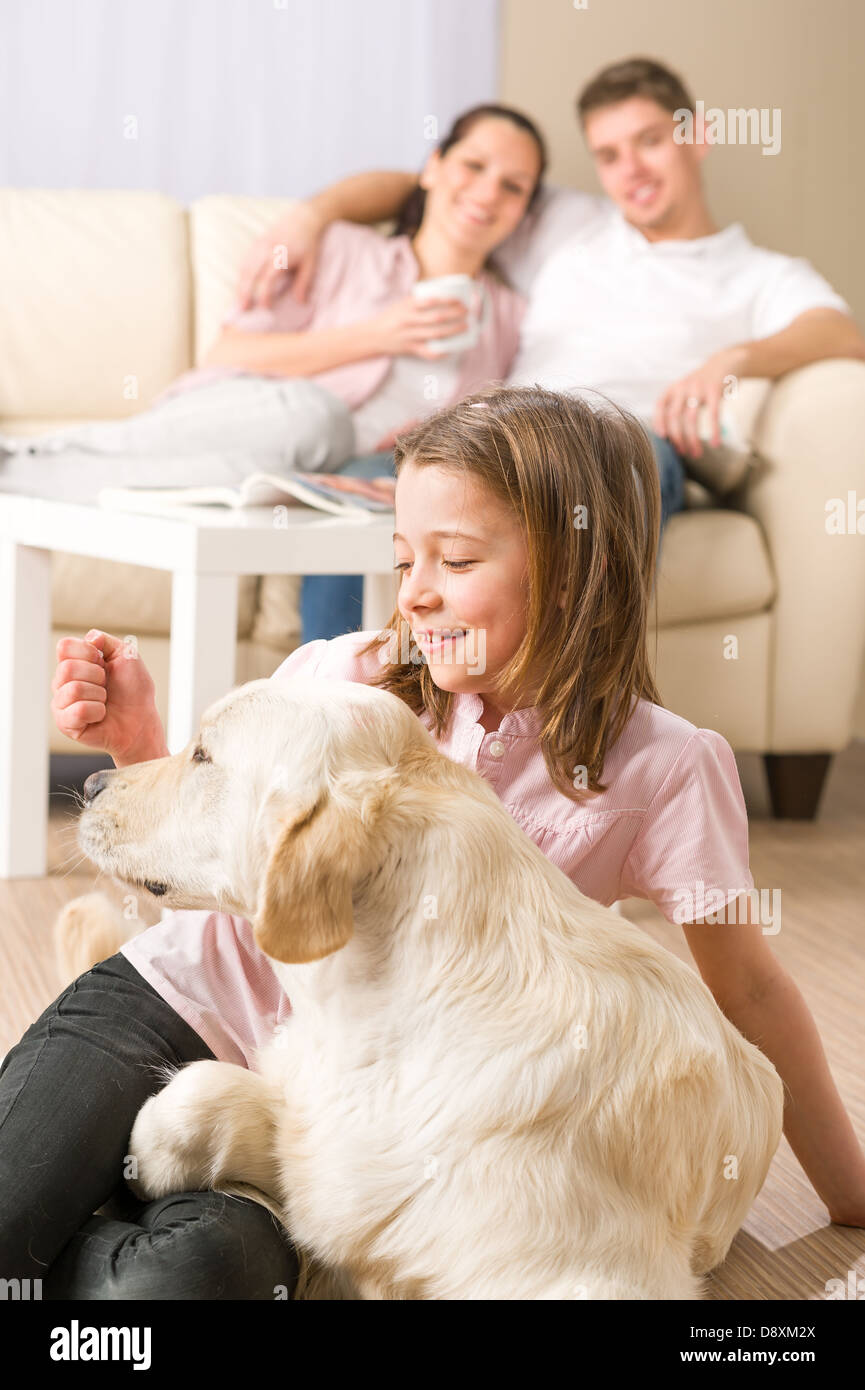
[356,384,663,805]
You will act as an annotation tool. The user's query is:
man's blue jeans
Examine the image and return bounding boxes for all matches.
[299,433,686,644]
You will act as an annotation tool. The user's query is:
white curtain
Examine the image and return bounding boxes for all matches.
[0,0,500,201]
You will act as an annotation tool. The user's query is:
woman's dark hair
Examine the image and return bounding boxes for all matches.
[392,104,547,241]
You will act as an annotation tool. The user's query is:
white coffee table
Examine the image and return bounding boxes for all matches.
[0,493,398,878]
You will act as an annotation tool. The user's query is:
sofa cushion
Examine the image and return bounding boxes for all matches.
[189,195,300,361]
[250,573,303,648]
[682,477,714,510]
[0,190,190,419]
[651,510,775,627]
[51,553,259,640]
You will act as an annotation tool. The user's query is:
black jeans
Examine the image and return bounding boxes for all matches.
[0,951,300,1299]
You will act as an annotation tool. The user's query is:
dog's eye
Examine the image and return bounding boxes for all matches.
[192,745,212,764]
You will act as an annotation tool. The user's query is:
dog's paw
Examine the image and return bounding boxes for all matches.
[124,1059,282,1204]
[125,1069,211,1202]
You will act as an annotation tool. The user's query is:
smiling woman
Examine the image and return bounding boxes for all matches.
[0,104,546,514]
[390,102,547,246]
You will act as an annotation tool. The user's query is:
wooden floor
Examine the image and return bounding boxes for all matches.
[2,744,864,1301]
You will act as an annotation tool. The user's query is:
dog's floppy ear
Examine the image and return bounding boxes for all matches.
[253,773,392,964]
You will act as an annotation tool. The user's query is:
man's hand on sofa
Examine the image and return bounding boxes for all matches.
[237,171,418,311]
[368,476,397,499]
[653,344,748,460]
[237,202,326,311]
[654,309,865,461]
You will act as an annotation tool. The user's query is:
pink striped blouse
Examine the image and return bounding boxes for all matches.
[156,220,525,412]
[120,630,754,1067]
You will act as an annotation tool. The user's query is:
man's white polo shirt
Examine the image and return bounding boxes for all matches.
[495,186,850,423]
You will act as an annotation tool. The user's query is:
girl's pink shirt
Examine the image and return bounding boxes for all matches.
[157,220,525,411]
[120,631,755,1068]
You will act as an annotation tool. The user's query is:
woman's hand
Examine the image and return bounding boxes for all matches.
[309,475,397,504]
[237,203,326,311]
[368,476,397,500]
[365,295,469,359]
[51,629,167,767]
[369,423,420,452]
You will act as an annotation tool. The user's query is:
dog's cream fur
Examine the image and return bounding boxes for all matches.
[68,675,784,1300]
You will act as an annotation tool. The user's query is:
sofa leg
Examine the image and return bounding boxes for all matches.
[763,753,833,820]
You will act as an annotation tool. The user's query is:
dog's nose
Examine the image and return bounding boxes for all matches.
[82,769,113,805]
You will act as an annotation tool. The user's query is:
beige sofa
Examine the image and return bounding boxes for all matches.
[2,189,864,818]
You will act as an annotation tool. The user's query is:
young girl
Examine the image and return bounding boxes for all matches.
[0,104,543,507]
[4,385,862,1300]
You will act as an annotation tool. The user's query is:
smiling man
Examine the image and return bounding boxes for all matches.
[496,58,865,458]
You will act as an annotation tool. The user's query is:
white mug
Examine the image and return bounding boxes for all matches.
[411,273,489,355]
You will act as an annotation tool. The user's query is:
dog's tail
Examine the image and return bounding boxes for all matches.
[53,891,130,983]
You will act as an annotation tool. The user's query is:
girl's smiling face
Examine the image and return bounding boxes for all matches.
[392,460,534,713]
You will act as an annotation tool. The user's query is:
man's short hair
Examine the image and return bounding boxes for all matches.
[576,57,695,126]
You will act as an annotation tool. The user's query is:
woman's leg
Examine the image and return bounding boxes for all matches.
[0,377,356,500]
[300,450,396,642]
[0,950,299,1299]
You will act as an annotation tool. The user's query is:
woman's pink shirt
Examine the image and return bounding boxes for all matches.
[158,220,525,411]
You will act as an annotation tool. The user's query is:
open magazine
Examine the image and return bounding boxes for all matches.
[96,470,395,518]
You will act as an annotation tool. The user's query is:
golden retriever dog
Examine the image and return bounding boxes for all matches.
[68,675,784,1300]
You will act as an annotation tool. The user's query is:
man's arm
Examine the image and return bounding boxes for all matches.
[305,170,417,231]
[654,308,865,458]
[238,171,417,310]
[731,306,865,378]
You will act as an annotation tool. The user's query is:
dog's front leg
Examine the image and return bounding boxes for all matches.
[126,1060,283,1207]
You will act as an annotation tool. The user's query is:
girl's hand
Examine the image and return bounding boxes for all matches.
[366,295,469,358]
[51,629,165,766]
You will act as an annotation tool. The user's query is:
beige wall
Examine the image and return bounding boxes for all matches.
[499,0,864,325]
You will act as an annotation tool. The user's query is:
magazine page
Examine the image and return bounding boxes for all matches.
[96,471,395,516]
[286,472,395,511]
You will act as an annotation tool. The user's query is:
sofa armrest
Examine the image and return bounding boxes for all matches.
[735,358,865,750]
